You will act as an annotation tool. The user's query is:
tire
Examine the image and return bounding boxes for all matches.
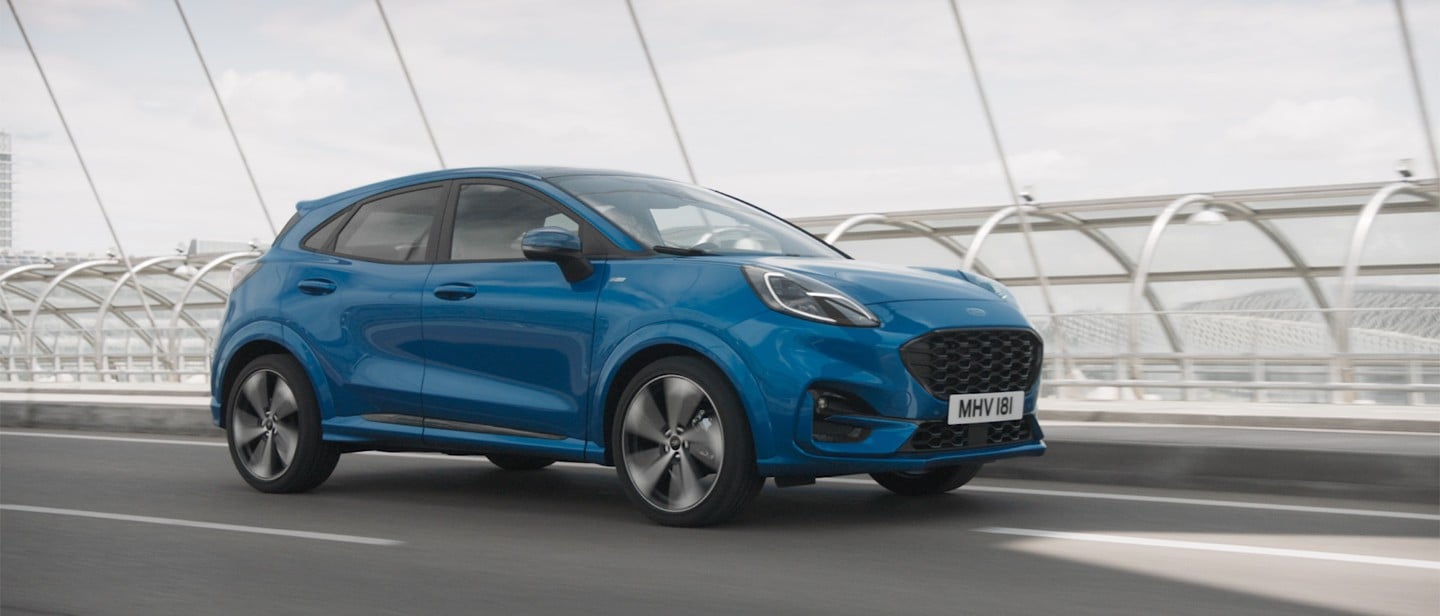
[870,464,982,496]
[612,356,764,527]
[486,454,556,471]
[225,354,340,493]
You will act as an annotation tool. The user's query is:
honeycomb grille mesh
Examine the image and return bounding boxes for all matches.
[900,329,1042,398]
[905,418,1033,452]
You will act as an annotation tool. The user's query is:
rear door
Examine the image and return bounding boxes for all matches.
[284,183,445,429]
[421,180,604,453]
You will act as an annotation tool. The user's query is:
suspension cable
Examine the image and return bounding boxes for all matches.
[172,0,277,236]
[375,0,446,169]
[947,0,1070,378]
[946,0,1057,315]
[1393,0,1440,182]
[6,0,159,330]
[623,0,698,184]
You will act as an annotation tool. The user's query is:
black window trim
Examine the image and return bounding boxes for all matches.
[299,181,450,265]
[436,178,621,265]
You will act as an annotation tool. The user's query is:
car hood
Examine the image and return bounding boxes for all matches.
[719,256,1003,306]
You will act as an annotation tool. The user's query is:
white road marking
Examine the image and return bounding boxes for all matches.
[818,477,1440,521]
[975,526,1440,571]
[0,431,225,447]
[0,504,402,546]
[1039,420,1434,436]
[5,430,1436,522]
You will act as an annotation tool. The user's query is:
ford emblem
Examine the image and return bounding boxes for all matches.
[966,307,986,317]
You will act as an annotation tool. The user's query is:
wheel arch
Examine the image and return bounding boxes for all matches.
[212,320,338,428]
[591,326,774,466]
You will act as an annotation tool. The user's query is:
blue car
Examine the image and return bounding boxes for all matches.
[212,167,1046,526]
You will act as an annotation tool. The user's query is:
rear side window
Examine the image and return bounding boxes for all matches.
[301,213,346,252]
[331,187,444,262]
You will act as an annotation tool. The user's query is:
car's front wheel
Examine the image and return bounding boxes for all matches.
[870,464,982,496]
[225,354,339,493]
[613,357,763,527]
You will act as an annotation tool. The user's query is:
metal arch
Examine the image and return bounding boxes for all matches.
[166,251,258,367]
[1128,195,1335,356]
[13,263,210,360]
[964,206,1182,350]
[91,254,187,367]
[8,273,174,355]
[0,263,55,340]
[823,214,999,278]
[1335,182,1440,353]
[22,259,116,358]
[2,283,78,355]
[962,205,1027,272]
[1038,211,1183,351]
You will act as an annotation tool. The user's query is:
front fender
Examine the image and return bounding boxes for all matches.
[587,322,775,465]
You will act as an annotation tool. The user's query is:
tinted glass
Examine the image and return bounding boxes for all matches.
[301,212,346,252]
[450,184,577,261]
[551,175,841,258]
[332,187,443,262]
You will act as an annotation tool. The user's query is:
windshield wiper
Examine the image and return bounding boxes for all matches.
[652,245,712,256]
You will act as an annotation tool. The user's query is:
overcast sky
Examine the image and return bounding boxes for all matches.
[2,0,1437,256]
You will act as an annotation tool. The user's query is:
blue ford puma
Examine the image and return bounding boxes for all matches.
[212,167,1046,526]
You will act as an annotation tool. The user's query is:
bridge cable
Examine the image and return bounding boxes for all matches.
[374,0,446,169]
[624,0,698,184]
[172,0,278,236]
[947,0,1069,367]
[1393,0,1440,182]
[5,0,161,333]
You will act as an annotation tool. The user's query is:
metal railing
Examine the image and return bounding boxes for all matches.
[1031,307,1440,405]
[2,327,213,384]
[1,307,1437,404]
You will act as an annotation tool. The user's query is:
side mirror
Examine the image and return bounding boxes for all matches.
[521,227,593,283]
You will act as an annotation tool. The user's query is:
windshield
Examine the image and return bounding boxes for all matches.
[551,175,843,258]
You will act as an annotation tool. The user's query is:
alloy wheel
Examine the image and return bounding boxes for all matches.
[230,369,301,480]
[620,375,726,512]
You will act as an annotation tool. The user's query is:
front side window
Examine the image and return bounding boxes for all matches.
[331,186,443,262]
[551,175,842,258]
[449,184,577,261]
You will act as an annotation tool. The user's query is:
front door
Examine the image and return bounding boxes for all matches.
[421,181,603,455]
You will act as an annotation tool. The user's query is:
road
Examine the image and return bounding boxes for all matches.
[2,429,1437,615]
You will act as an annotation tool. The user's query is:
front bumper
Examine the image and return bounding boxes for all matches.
[727,298,1047,477]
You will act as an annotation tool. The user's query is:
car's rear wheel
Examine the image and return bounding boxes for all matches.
[613,357,763,527]
[226,354,339,493]
[870,464,982,496]
[486,454,555,471]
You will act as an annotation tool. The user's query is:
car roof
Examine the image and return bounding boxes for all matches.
[295,166,672,213]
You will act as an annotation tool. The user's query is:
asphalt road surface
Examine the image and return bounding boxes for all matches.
[2,429,1437,615]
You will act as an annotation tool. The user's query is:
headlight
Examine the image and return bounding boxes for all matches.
[968,272,1020,310]
[742,266,879,327]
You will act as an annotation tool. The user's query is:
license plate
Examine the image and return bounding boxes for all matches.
[947,391,1025,425]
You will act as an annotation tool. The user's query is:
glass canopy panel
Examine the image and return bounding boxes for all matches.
[831,237,967,270]
[1352,213,1440,266]
[42,286,100,310]
[957,233,1037,279]
[1021,229,1126,277]
[1102,222,1294,273]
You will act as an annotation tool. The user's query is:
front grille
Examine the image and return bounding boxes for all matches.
[900,329,1042,399]
[904,417,1034,452]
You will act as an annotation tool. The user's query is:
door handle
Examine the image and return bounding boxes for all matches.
[297,278,337,295]
[433,283,479,301]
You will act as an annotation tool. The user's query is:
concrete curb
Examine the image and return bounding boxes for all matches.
[3,399,1436,503]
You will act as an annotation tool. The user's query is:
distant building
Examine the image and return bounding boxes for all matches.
[0,132,12,249]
